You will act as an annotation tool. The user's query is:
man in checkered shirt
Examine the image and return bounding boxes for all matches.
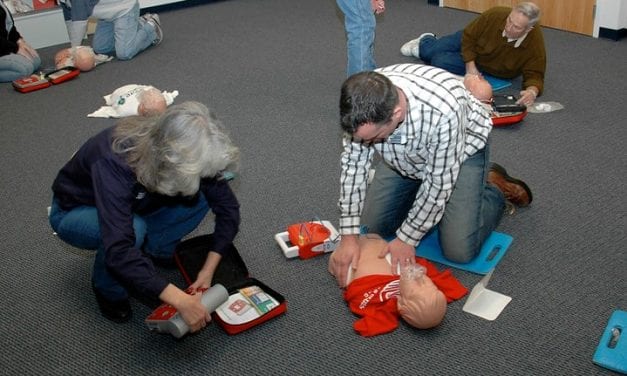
[328,64,532,287]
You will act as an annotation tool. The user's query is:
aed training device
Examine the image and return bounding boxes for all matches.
[275,220,340,259]
[492,94,527,113]
[12,66,80,93]
[491,94,528,127]
[145,284,229,339]
[213,279,287,335]
[172,234,287,335]
[146,285,229,338]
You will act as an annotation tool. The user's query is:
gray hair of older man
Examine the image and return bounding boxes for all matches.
[112,101,240,197]
[515,2,541,27]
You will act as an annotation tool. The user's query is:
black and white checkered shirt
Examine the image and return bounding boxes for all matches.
[338,64,493,246]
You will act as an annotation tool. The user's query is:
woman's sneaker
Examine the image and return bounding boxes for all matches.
[142,13,163,45]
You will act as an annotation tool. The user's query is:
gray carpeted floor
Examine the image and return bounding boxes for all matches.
[1,0,625,374]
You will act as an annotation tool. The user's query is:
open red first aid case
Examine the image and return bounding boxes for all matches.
[490,94,528,127]
[12,66,80,93]
[174,234,287,335]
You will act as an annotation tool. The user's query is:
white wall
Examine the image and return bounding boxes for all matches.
[594,0,627,37]
[13,8,69,49]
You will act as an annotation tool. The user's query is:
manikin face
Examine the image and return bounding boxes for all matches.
[396,265,447,329]
[464,74,493,102]
[397,271,440,311]
[73,48,96,72]
[504,10,532,39]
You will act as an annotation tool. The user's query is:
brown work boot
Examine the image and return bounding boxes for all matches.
[488,163,533,207]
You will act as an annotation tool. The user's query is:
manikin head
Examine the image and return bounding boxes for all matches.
[504,2,541,39]
[73,47,96,72]
[464,74,493,102]
[54,49,72,68]
[54,47,96,72]
[397,264,447,329]
[137,87,168,116]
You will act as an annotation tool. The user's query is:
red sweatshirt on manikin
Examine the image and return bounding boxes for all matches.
[343,257,468,337]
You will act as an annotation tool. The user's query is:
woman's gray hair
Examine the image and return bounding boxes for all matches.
[112,101,240,197]
[515,2,541,27]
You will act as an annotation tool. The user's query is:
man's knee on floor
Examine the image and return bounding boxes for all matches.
[115,51,135,61]
[439,236,479,264]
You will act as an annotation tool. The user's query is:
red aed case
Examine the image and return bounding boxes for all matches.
[492,111,527,127]
[12,74,51,93]
[287,222,331,259]
[12,66,80,93]
[173,234,287,335]
[490,94,528,127]
[275,220,339,259]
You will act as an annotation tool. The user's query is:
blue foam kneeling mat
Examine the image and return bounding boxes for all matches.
[416,229,513,275]
[484,74,512,91]
[593,310,627,374]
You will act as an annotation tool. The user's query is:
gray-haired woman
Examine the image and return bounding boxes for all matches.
[49,101,240,331]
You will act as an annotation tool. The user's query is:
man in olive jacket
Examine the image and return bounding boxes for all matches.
[400,2,546,107]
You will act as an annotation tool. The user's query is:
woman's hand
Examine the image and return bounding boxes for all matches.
[189,269,213,293]
[159,284,211,333]
[17,38,38,61]
[189,251,222,292]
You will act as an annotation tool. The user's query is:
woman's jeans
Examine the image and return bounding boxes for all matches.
[336,0,376,77]
[360,145,505,263]
[49,196,209,300]
[0,52,41,82]
[418,30,466,75]
[92,2,156,60]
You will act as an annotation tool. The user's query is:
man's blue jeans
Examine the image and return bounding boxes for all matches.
[360,145,505,263]
[49,196,209,300]
[419,30,466,76]
[0,53,41,82]
[336,0,376,77]
[92,1,156,60]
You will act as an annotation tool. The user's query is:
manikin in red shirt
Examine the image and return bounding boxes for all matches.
[331,234,468,337]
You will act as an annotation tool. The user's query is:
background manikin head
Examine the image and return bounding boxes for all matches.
[397,264,447,329]
[464,74,493,102]
[73,47,96,72]
[54,49,72,68]
[137,88,168,116]
[54,47,96,72]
